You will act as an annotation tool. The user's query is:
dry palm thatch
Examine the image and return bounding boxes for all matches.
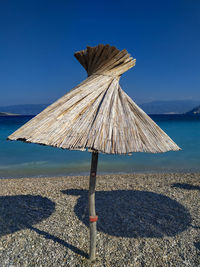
[8,44,180,154]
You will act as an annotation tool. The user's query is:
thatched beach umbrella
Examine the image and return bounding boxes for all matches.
[8,44,180,261]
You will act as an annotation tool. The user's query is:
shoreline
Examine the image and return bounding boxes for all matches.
[0,173,199,266]
[1,169,200,180]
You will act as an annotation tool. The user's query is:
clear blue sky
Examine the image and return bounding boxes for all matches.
[0,0,200,106]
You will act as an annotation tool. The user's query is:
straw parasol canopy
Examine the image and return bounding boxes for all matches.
[8,44,180,154]
[7,44,181,261]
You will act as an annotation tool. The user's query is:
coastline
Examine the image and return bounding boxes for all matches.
[1,169,200,180]
[0,173,199,266]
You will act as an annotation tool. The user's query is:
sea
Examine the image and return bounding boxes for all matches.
[0,115,200,179]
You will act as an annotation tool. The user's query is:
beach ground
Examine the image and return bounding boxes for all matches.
[0,173,199,266]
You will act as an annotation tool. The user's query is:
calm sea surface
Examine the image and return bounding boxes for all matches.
[0,115,200,178]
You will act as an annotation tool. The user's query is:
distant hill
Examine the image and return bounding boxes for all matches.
[185,105,200,115]
[0,104,48,115]
[1,100,200,115]
[139,100,200,114]
[0,112,19,116]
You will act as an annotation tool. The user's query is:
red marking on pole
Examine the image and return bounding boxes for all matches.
[91,172,96,177]
[89,216,98,222]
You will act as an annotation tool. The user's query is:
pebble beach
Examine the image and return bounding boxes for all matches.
[0,173,199,266]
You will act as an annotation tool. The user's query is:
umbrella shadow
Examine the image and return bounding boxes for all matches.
[194,242,200,251]
[0,195,55,236]
[171,183,200,191]
[61,189,192,238]
[0,195,88,258]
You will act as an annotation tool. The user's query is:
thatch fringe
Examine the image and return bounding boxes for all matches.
[8,44,180,154]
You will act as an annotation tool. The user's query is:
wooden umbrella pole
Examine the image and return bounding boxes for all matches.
[88,152,98,261]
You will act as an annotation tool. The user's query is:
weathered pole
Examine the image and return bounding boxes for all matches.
[88,152,98,261]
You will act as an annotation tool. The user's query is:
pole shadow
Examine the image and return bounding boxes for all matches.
[28,226,88,258]
[171,183,200,191]
[0,194,88,258]
[61,189,192,238]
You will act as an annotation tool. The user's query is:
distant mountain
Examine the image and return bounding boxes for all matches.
[185,105,200,115]
[0,112,19,116]
[0,104,48,115]
[1,100,200,115]
[139,100,200,114]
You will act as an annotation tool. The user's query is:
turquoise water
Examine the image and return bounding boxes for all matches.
[0,115,200,178]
